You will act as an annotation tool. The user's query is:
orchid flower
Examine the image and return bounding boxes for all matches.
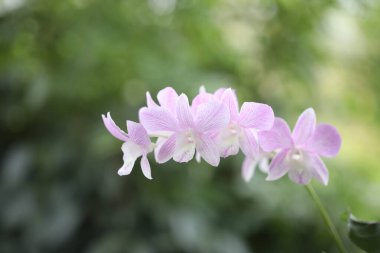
[216,88,274,159]
[259,108,341,185]
[191,87,274,181]
[139,93,229,166]
[102,112,153,179]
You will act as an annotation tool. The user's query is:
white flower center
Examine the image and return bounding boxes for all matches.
[288,149,309,173]
[185,130,195,143]
[228,123,240,136]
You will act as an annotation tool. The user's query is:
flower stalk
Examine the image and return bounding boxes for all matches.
[305,184,348,253]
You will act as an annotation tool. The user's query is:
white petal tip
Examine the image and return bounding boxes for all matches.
[205,157,220,167]
[118,170,130,176]
[243,176,252,182]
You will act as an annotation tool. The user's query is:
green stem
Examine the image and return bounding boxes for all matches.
[305,184,348,253]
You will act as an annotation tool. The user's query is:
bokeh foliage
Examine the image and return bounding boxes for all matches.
[1,0,380,252]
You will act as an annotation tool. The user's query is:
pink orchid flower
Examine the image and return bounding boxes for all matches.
[217,88,274,159]
[139,93,230,166]
[102,112,153,179]
[259,108,341,185]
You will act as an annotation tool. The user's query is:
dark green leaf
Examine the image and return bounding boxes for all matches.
[348,214,380,253]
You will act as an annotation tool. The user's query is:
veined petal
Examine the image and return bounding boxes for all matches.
[173,132,196,163]
[176,94,195,129]
[292,108,316,146]
[309,154,329,185]
[139,107,178,133]
[266,149,290,181]
[102,112,129,142]
[221,88,239,120]
[191,93,216,114]
[126,121,151,148]
[306,124,341,157]
[140,155,152,179]
[195,101,230,132]
[259,117,293,152]
[157,87,178,112]
[242,157,258,182]
[239,128,259,159]
[196,134,220,166]
[238,102,274,130]
[155,134,176,163]
[214,88,226,98]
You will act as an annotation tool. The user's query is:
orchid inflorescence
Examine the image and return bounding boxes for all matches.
[102,86,341,185]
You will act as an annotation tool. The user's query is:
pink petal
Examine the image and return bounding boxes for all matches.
[126,121,151,148]
[309,154,329,185]
[306,124,341,157]
[214,88,226,98]
[176,94,195,129]
[288,168,312,185]
[238,102,274,130]
[195,101,230,132]
[102,112,129,142]
[155,134,176,163]
[259,117,293,152]
[221,88,239,120]
[239,128,259,159]
[139,107,178,133]
[241,157,258,182]
[292,108,316,146]
[140,155,152,179]
[191,93,216,114]
[157,87,178,112]
[173,132,196,163]
[146,92,159,108]
[196,134,220,166]
[266,149,290,181]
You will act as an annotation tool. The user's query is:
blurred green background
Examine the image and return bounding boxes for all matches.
[1,0,379,252]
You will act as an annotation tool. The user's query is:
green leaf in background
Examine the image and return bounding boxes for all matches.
[348,214,380,253]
